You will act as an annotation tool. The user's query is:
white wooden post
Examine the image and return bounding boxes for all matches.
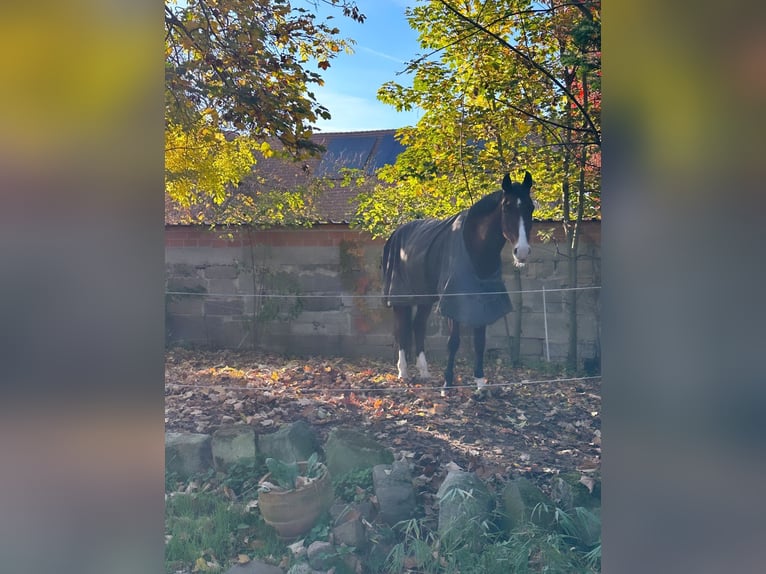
[542,285,551,362]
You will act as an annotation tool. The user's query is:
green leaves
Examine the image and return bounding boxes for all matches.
[264,458,300,490]
[263,453,324,491]
[353,0,601,236]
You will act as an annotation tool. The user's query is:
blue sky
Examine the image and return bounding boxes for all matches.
[307,0,423,132]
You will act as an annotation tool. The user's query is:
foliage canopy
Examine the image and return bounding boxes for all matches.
[164,0,364,220]
[354,0,601,237]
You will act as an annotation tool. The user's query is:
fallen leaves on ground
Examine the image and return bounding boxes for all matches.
[165,349,601,496]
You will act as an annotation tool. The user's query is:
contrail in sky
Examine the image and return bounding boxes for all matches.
[358,45,406,65]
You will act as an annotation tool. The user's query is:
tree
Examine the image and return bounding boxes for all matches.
[164,0,364,214]
[355,0,600,370]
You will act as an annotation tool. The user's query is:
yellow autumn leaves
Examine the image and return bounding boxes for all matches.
[165,122,268,207]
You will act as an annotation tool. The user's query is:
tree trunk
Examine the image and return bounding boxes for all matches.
[511,268,523,366]
[561,72,577,373]
[566,229,579,372]
[567,68,592,373]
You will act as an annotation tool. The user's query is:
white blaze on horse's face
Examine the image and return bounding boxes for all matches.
[513,198,531,267]
[501,171,534,268]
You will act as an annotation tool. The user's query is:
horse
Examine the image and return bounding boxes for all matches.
[381,171,534,392]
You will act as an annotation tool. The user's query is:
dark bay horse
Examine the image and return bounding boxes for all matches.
[382,172,534,392]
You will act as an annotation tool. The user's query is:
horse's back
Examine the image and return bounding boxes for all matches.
[382,216,457,307]
[383,212,512,325]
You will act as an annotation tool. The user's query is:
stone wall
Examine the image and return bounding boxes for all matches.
[165,223,600,367]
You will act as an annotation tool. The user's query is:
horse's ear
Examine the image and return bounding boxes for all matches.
[502,173,513,193]
[523,171,533,188]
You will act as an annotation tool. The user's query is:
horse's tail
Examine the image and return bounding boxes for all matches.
[381,230,397,306]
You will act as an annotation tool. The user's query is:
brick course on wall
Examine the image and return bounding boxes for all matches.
[165,223,600,368]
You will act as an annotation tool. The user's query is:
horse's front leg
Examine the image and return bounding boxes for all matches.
[443,319,460,394]
[413,304,432,379]
[473,325,487,390]
[393,306,412,379]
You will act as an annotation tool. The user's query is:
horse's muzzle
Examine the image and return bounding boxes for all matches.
[513,244,530,265]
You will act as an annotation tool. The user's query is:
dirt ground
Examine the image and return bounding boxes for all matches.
[165,348,601,499]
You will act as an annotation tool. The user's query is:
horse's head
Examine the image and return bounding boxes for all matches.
[501,171,535,267]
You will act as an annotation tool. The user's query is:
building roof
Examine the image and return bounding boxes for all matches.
[165,129,403,226]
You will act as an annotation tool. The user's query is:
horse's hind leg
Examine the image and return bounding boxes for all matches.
[413,304,432,379]
[473,325,487,390]
[444,319,461,392]
[393,306,412,379]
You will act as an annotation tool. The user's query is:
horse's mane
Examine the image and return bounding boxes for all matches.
[466,190,502,219]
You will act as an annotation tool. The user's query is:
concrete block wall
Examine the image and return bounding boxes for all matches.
[165,223,601,368]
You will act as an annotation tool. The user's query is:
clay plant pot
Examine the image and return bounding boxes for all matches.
[258,461,334,539]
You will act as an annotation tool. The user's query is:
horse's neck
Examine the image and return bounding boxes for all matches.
[464,208,505,278]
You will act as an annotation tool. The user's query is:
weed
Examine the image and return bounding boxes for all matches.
[302,512,332,546]
[383,504,600,574]
[386,519,440,574]
[583,543,602,570]
[506,523,597,573]
[165,491,282,574]
[332,467,374,502]
[222,457,266,498]
[165,470,181,493]
[262,452,323,491]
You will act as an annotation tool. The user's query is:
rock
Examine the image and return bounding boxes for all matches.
[333,517,366,549]
[306,540,336,570]
[324,428,393,477]
[342,552,363,574]
[547,473,601,547]
[367,542,395,572]
[223,559,283,574]
[258,421,322,463]
[550,472,601,510]
[331,504,367,549]
[287,540,307,559]
[501,477,555,532]
[211,424,257,471]
[330,500,374,523]
[436,470,494,549]
[285,563,316,574]
[165,432,212,479]
[372,461,416,525]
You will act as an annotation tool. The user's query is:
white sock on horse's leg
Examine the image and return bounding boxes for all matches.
[415,351,430,379]
[397,350,408,380]
[474,377,487,390]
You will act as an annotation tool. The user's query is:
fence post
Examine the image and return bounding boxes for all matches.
[542,285,551,362]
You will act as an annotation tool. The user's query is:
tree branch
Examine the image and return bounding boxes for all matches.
[401,2,596,75]
[436,0,600,148]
